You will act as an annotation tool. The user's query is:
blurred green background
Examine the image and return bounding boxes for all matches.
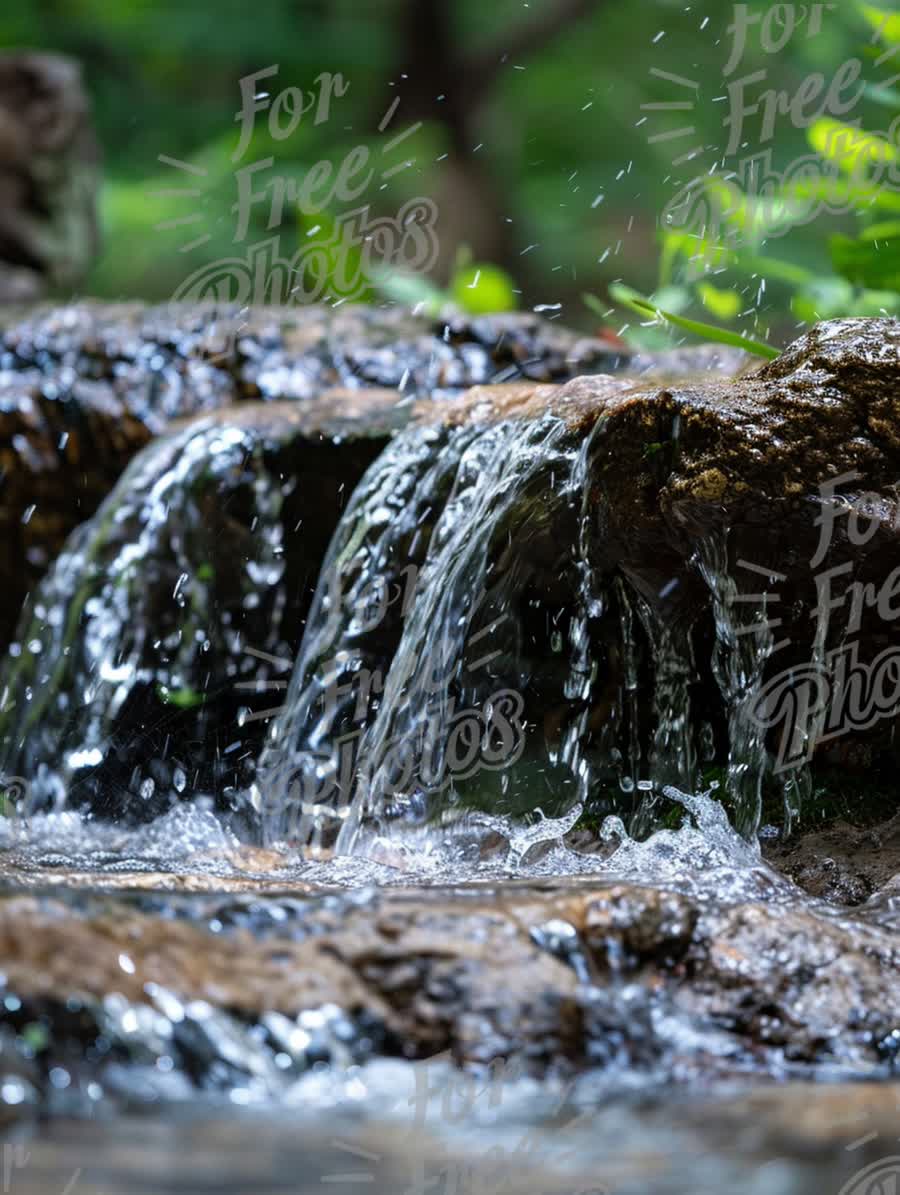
[5,0,900,346]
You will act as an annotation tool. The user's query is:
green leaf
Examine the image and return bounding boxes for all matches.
[600,284,780,359]
[807,117,897,176]
[781,172,900,216]
[660,229,816,290]
[659,228,734,275]
[697,283,741,321]
[857,219,900,241]
[702,176,800,244]
[859,3,900,45]
[451,264,518,314]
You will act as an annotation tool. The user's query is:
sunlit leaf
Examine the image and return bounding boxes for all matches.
[808,117,897,176]
[859,2,900,45]
[659,229,734,277]
[857,219,900,240]
[451,264,517,314]
[702,176,799,244]
[600,284,779,359]
[697,283,741,321]
[782,172,900,216]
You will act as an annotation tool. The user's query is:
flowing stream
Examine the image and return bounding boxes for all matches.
[0,388,808,846]
[0,382,897,1195]
[253,404,778,853]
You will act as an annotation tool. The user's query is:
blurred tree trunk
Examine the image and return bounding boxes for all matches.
[396,0,599,280]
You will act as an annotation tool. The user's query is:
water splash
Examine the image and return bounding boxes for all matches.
[0,784,794,909]
[0,379,835,853]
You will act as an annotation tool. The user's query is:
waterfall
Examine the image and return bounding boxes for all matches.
[255,409,592,850]
[696,533,777,837]
[0,386,793,847]
[256,398,710,855]
[0,416,294,822]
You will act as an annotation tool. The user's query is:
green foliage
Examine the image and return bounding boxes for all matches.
[451,264,518,314]
[375,249,517,316]
[4,0,897,334]
[859,3,900,44]
[596,285,779,359]
[630,3,900,352]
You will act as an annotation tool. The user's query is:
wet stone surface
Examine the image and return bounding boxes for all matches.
[0,311,899,1191]
[393,318,900,835]
[7,317,900,834]
[0,863,896,1112]
[0,300,626,651]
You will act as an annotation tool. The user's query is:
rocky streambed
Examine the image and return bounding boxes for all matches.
[0,302,899,1193]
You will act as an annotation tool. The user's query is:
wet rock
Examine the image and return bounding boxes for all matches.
[10,311,900,835]
[0,370,153,653]
[397,318,900,834]
[579,885,697,964]
[0,300,623,652]
[762,812,900,906]
[0,876,895,1114]
[0,395,402,824]
[680,899,900,1067]
[2,302,627,406]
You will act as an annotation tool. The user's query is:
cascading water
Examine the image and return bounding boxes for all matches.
[696,534,776,838]
[255,407,594,852]
[0,350,897,1175]
[255,398,734,856]
[0,385,827,851]
[0,413,307,824]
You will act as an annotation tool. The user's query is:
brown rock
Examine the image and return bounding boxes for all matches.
[0,53,100,300]
[0,300,627,652]
[0,875,896,1098]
